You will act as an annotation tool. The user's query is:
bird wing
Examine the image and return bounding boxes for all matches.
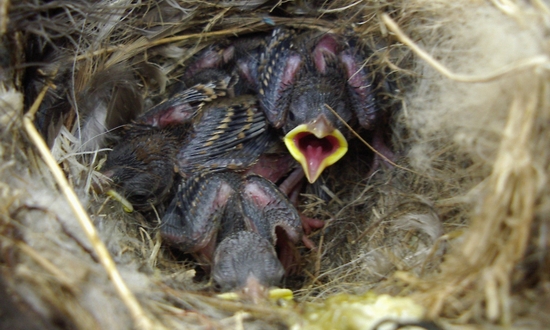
[160,172,237,254]
[257,27,302,128]
[240,174,303,245]
[137,78,230,128]
[177,95,275,175]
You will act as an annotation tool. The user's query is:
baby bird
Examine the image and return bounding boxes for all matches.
[183,27,394,183]
[99,80,273,211]
[161,172,302,293]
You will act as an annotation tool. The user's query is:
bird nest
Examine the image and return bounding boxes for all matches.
[1,0,549,329]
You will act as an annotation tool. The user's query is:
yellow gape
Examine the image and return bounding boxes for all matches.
[284,123,348,183]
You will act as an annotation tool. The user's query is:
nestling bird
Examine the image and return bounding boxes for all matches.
[99,123,183,211]
[254,27,393,182]
[161,172,303,292]
[99,79,273,211]
[99,26,394,292]
[101,88,304,292]
[184,27,394,183]
[97,80,222,210]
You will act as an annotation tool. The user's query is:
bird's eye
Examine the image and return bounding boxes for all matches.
[287,111,295,121]
[127,189,155,205]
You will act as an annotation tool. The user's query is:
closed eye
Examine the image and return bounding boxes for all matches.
[287,111,295,121]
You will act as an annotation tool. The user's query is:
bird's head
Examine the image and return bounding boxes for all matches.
[212,231,285,294]
[282,78,352,183]
[266,32,353,183]
[258,28,380,183]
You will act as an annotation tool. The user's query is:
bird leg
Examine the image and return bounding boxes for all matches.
[161,173,236,262]
[137,78,231,128]
[366,124,396,177]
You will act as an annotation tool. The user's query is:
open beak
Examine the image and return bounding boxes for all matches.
[283,115,348,183]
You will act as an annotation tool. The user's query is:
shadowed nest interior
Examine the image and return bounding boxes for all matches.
[1,0,549,329]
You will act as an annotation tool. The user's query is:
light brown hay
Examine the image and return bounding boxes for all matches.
[1,0,549,329]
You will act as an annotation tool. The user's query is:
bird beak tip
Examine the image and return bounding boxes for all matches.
[305,167,322,183]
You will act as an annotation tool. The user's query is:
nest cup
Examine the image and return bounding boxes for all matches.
[1,0,549,329]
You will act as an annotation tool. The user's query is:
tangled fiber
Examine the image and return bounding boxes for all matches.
[1,0,549,329]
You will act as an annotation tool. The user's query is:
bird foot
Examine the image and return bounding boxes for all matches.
[301,215,325,235]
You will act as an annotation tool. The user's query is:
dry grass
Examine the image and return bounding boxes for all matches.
[1,0,549,329]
